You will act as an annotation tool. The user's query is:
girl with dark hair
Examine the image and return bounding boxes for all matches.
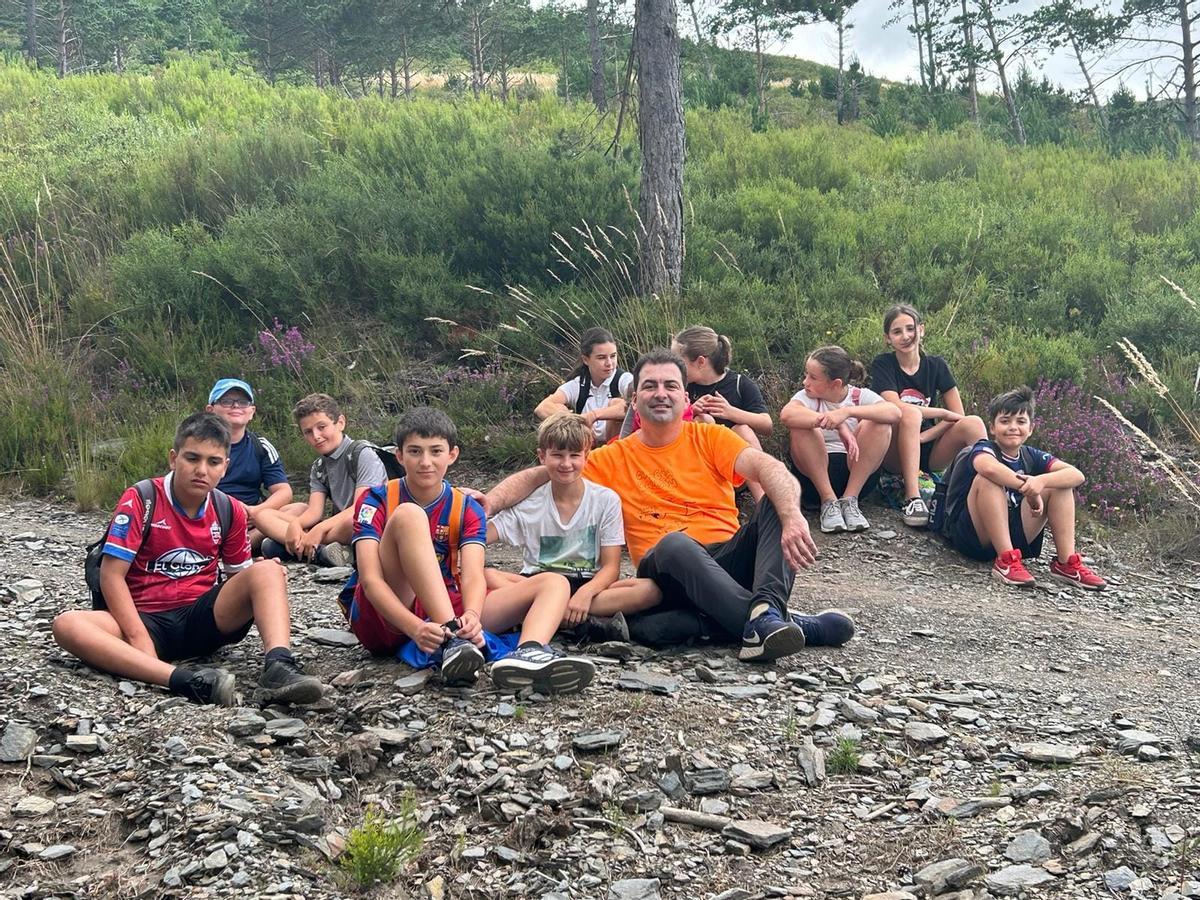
[870,305,986,528]
[535,327,634,444]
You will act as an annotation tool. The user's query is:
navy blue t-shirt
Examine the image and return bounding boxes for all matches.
[218,431,288,505]
[946,439,1056,522]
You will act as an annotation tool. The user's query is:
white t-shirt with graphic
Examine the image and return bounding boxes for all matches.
[490,480,625,578]
[789,386,885,454]
[557,371,635,439]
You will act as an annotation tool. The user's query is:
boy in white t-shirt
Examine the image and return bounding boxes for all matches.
[781,346,901,534]
[534,327,635,444]
[486,413,630,641]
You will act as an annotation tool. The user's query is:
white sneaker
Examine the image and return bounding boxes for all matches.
[491,643,595,695]
[839,496,870,532]
[901,496,930,528]
[820,500,847,534]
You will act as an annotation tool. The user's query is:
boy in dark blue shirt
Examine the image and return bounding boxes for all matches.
[206,379,292,552]
[945,386,1106,590]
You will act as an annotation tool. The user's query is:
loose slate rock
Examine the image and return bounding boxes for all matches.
[608,879,661,900]
[264,718,308,740]
[228,711,266,737]
[1005,830,1052,863]
[1116,729,1160,754]
[14,796,55,817]
[312,567,353,583]
[684,768,730,795]
[617,669,679,695]
[986,864,1056,895]
[1104,867,1138,892]
[0,722,37,762]
[572,729,624,752]
[39,844,75,861]
[721,819,792,851]
[905,722,950,744]
[307,628,359,648]
[914,859,985,894]
[709,685,770,700]
[797,739,826,786]
[395,671,432,695]
[1014,742,1084,764]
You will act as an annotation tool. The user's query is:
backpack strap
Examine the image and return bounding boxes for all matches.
[573,366,590,415]
[446,487,467,578]
[345,439,369,479]
[133,478,157,544]
[384,478,402,516]
[609,368,626,400]
[211,488,235,539]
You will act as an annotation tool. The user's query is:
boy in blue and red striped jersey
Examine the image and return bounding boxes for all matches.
[53,413,323,706]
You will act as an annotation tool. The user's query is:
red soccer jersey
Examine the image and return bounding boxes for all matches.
[102,474,251,613]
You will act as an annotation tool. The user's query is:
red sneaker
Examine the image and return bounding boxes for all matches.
[992,548,1035,587]
[1050,554,1107,591]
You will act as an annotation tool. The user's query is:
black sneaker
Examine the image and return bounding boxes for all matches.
[789,608,856,647]
[176,667,236,706]
[584,611,630,643]
[258,657,325,704]
[491,643,595,695]
[440,637,484,685]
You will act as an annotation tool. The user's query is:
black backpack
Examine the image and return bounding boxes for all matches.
[84,480,235,611]
[313,439,406,486]
[928,442,1036,536]
[573,366,627,414]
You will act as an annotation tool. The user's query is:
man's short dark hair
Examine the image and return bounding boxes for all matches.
[987,385,1036,422]
[632,348,687,388]
[394,407,458,450]
[174,412,231,453]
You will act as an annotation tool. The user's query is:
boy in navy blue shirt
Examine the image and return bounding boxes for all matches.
[206,379,292,552]
[945,386,1106,590]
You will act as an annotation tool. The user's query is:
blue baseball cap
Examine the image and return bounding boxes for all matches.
[208,378,255,404]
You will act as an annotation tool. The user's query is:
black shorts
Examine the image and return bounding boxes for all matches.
[522,572,593,597]
[790,452,880,512]
[948,504,1046,562]
[919,440,935,474]
[139,583,252,662]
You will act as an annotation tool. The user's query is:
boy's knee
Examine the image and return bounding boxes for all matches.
[246,559,287,591]
[963,415,986,438]
[385,503,428,534]
[900,404,922,427]
[52,610,86,647]
[530,571,571,596]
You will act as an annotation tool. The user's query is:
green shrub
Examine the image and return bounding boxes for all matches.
[339,801,424,888]
[827,738,861,775]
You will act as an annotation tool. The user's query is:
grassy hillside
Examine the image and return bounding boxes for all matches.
[0,57,1195,525]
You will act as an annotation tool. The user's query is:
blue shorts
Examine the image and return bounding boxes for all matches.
[948,504,1045,562]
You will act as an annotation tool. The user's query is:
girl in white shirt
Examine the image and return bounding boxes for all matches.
[781,346,901,534]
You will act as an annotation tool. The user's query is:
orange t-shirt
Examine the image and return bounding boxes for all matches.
[583,422,748,564]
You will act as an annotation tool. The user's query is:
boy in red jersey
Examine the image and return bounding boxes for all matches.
[53,413,324,706]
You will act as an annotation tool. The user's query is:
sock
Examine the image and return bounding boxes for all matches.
[168,666,195,696]
[264,646,294,666]
[749,602,771,620]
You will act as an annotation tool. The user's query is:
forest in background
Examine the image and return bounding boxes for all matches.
[1,8,1199,539]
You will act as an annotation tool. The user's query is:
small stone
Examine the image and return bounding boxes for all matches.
[930,796,1010,819]
[331,669,364,688]
[905,722,950,744]
[1013,742,1084,764]
[841,697,879,723]
[797,739,826,786]
[264,718,307,740]
[307,628,359,647]
[425,875,446,900]
[228,711,267,737]
[202,848,228,871]
[572,729,624,752]
[608,879,661,900]
[914,859,984,894]
[617,669,679,695]
[700,798,730,815]
[0,722,38,763]
[5,578,44,603]
[1104,866,1138,892]
[164,735,189,757]
[709,685,770,700]
[395,671,432,695]
[38,844,75,861]
[876,529,898,539]
[1116,729,1160,754]
[985,864,1055,895]
[730,766,774,792]
[685,768,730,795]
[542,783,571,805]
[862,894,916,900]
[721,819,792,851]
[312,567,353,583]
[13,796,55,817]
[1136,744,1161,762]
[65,734,100,753]
[337,732,381,776]
[1005,830,1052,863]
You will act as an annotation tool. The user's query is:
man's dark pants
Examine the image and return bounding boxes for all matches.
[627,496,795,646]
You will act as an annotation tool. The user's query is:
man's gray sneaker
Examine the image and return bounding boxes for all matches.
[820,500,846,534]
[315,542,353,568]
[839,496,870,532]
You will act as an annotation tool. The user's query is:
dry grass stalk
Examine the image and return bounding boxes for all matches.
[1094,395,1200,508]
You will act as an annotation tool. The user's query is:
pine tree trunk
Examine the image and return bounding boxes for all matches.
[1180,0,1198,145]
[754,15,767,122]
[922,0,937,90]
[25,0,37,61]
[836,10,845,125]
[686,0,714,80]
[981,2,1024,144]
[962,0,978,123]
[912,0,927,91]
[1068,30,1104,131]
[390,59,398,99]
[588,0,607,111]
[469,9,485,98]
[634,0,685,296]
[401,32,413,100]
[55,0,68,77]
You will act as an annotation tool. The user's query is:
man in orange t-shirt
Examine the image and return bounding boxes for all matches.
[487,349,856,662]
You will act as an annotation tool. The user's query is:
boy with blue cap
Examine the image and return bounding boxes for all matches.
[206,378,293,551]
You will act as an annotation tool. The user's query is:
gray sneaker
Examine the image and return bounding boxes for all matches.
[491,643,596,695]
[315,542,353,568]
[839,496,870,532]
[820,500,847,534]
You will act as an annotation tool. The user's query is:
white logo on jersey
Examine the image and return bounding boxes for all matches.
[114,514,131,527]
[149,548,210,579]
[211,521,222,544]
[358,504,376,525]
[119,498,137,509]
[150,518,170,530]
